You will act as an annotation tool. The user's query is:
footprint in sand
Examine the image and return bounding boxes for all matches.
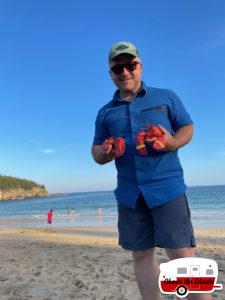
[0,275,8,281]
[74,280,84,288]
[36,265,43,269]
[73,279,89,291]
[12,283,31,296]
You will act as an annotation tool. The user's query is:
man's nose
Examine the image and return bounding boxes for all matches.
[121,67,130,76]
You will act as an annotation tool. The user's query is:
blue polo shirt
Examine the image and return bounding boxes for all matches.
[93,82,193,209]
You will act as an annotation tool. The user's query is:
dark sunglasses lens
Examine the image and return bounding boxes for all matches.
[111,62,139,75]
[126,62,138,72]
[111,65,124,75]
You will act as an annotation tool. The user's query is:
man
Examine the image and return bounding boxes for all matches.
[92,41,211,300]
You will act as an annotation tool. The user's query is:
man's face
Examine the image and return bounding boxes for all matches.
[109,54,142,95]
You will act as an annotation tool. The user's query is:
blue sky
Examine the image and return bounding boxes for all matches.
[0,0,225,193]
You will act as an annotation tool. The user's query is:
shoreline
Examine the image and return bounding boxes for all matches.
[0,226,224,299]
[0,218,225,230]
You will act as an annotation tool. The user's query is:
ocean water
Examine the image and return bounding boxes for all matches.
[0,185,224,229]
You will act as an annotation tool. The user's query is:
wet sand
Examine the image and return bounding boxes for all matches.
[0,227,224,299]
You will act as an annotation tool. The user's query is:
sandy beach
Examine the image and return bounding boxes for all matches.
[0,227,224,300]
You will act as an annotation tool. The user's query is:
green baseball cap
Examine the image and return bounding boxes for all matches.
[108,41,140,62]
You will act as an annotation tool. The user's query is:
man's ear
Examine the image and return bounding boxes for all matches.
[139,63,143,75]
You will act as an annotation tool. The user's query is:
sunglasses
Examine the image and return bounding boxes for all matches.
[110,61,140,75]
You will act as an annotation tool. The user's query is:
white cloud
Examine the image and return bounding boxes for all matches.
[41,149,55,154]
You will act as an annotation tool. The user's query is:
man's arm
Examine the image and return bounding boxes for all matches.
[158,124,193,151]
[91,144,116,165]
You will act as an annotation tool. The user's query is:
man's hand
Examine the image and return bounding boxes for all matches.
[91,143,116,165]
[102,137,125,157]
[92,137,125,165]
[156,124,193,151]
[101,139,118,158]
[156,125,178,151]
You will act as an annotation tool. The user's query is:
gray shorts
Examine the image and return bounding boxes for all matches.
[117,193,196,251]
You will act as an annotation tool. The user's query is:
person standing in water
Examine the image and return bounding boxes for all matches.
[97,206,102,224]
[47,209,53,230]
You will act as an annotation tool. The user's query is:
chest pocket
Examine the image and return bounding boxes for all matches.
[139,105,172,131]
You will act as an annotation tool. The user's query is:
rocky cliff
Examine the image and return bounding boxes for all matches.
[0,186,49,201]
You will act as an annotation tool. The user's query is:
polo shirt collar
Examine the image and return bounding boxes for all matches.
[112,81,147,103]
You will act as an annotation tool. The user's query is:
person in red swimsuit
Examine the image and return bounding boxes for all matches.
[47,209,53,230]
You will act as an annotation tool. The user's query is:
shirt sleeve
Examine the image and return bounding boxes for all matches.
[167,89,193,132]
[93,109,110,145]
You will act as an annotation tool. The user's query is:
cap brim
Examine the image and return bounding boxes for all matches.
[109,50,138,62]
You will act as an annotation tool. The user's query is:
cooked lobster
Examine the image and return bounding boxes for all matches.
[136,124,165,155]
[103,137,125,157]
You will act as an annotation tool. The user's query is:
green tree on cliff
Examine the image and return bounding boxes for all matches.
[0,175,46,191]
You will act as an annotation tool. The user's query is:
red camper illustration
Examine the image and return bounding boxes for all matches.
[159,257,223,298]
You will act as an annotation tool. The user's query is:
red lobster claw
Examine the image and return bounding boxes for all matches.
[103,137,114,154]
[151,125,164,137]
[136,124,165,155]
[102,137,125,157]
[114,137,125,157]
[151,125,165,150]
[136,131,148,156]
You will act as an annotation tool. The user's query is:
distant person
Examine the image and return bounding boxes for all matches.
[97,206,102,225]
[68,208,75,216]
[47,209,53,230]
[97,206,102,216]
[92,41,211,300]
